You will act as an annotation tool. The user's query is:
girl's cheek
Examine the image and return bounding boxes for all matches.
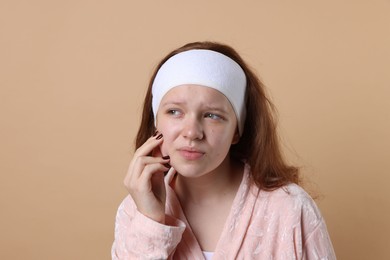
[160,140,169,156]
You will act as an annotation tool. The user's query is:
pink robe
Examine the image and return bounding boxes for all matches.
[112,164,336,259]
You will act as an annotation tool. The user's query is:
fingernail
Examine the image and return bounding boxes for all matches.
[156,133,163,140]
[153,130,159,137]
[162,155,170,160]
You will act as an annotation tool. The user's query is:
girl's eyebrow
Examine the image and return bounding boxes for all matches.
[203,104,229,113]
[160,101,229,114]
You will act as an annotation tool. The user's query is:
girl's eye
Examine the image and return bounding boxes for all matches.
[205,113,222,120]
[167,109,182,116]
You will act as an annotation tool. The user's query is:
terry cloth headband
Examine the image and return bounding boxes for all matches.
[152,49,247,135]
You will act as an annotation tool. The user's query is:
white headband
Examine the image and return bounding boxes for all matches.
[152,49,247,135]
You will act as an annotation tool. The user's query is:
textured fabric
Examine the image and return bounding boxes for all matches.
[112,164,336,259]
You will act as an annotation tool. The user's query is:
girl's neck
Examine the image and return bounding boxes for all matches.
[174,157,244,206]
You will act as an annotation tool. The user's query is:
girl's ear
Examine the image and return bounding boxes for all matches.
[231,128,240,144]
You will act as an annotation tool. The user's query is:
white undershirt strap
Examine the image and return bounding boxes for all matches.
[202,251,214,260]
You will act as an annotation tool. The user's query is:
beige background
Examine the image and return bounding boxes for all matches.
[1,0,389,259]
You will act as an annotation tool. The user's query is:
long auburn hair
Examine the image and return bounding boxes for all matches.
[135,41,300,190]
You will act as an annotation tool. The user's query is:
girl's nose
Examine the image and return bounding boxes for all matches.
[182,115,204,141]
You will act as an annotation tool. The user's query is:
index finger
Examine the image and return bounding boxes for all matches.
[134,132,164,158]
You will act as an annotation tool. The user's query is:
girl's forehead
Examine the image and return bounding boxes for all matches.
[160,84,231,105]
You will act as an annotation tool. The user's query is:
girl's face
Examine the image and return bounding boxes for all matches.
[156,84,239,178]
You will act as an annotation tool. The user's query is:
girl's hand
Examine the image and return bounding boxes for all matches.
[124,132,173,223]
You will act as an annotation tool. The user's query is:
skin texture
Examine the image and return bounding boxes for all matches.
[124,84,243,250]
[157,84,239,180]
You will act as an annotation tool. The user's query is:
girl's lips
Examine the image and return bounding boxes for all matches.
[178,148,205,160]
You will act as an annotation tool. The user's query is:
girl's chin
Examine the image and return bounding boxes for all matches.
[170,164,203,177]
[171,163,218,179]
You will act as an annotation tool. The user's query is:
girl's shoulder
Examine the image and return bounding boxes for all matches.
[255,183,323,223]
[258,183,314,204]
